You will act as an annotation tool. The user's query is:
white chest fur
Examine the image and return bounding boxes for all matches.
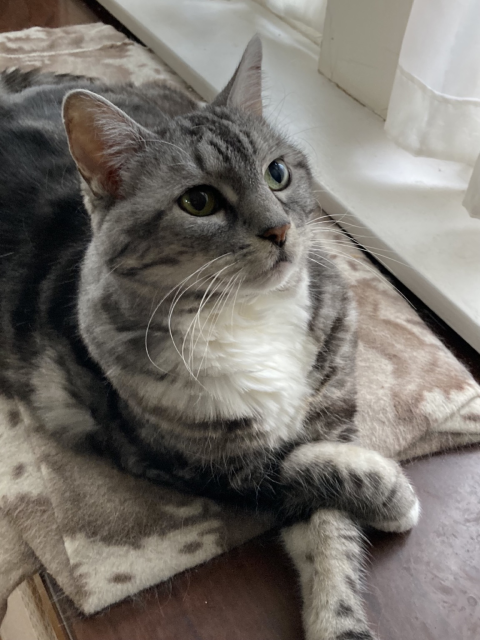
[158,274,317,446]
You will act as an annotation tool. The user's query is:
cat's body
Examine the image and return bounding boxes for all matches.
[0,39,419,640]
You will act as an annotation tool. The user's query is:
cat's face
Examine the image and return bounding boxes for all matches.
[63,37,317,297]
[94,107,315,295]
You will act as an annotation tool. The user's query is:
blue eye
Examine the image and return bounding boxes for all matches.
[264,160,290,191]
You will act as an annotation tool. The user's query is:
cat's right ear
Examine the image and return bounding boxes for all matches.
[62,90,148,200]
[211,35,263,116]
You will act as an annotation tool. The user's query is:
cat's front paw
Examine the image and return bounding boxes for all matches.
[354,455,420,533]
[372,493,420,532]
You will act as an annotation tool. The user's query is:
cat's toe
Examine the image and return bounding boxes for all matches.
[372,495,420,533]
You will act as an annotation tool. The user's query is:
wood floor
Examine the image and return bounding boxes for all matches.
[0,0,127,35]
[1,3,479,640]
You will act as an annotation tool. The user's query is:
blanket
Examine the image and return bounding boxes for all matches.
[1,24,479,621]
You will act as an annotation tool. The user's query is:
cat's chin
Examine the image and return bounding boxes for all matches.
[247,259,298,293]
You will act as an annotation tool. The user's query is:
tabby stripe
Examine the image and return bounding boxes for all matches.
[336,601,355,617]
[194,149,207,173]
[208,139,232,165]
[336,631,374,640]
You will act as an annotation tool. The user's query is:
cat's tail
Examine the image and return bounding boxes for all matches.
[282,509,378,640]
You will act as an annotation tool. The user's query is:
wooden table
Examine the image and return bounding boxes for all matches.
[62,450,480,640]
[1,2,479,639]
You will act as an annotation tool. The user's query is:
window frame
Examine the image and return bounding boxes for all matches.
[96,0,480,353]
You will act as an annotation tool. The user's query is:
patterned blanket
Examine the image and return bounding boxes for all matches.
[1,24,479,621]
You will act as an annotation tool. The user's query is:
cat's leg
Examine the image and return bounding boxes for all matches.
[280,442,419,532]
[282,509,377,640]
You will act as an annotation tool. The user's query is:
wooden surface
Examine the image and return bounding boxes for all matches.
[1,3,479,640]
[69,534,304,640]
[365,450,480,640]
[31,575,70,640]
[0,0,97,32]
[0,0,130,36]
[63,449,480,640]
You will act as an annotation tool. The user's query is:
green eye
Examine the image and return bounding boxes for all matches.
[178,186,219,216]
[264,160,290,191]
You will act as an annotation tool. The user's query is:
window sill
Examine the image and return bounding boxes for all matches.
[97,0,480,353]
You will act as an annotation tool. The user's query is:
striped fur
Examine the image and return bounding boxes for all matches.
[0,38,418,639]
[283,510,376,640]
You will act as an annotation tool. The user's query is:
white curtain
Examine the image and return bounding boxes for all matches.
[254,0,327,42]
[385,0,480,219]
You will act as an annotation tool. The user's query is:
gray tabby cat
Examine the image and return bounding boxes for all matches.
[0,37,419,640]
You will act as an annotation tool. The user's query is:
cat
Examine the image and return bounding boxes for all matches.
[0,37,419,640]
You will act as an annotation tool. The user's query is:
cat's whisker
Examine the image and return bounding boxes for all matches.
[187,263,238,370]
[306,219,370,234]
[307,256,336,272]
[289,124,324,137]
[308,202,369,228]
[167,262,236,381]
[194,270,240,372]
[306,218,410,266]
[144,253,231,376]
[168,281,205,381]
[309,238,410,269]
[196,271,242,378]
[230,271,245,328]
[307,226,388,249]
[181,276,216,373]
[308,246,416,310]
[172,261,238,381]
[184,270,231,374]
[306,211,344,221]
[195,276,234,377]
[179,271,222,372]
[307,214,369,232]
[268,91,293,127]
[305,216,332,224]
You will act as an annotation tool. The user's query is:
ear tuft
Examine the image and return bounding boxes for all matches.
[62,90,147,199]
[212,35,263,116]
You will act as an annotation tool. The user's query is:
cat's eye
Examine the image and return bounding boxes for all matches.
[178,186,220,217]
[264,160,290,191]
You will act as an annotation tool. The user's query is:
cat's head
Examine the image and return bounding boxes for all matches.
[63,36,317,298]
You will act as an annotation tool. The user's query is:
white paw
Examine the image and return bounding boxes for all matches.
[372,496,420,533]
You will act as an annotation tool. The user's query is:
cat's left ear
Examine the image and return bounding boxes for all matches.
[63,90,148,199]
[212,35,263,117]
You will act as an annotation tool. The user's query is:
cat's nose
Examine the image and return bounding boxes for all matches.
[260,223,291,248]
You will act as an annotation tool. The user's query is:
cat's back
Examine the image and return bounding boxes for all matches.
[0,73,93,394]
[0,71,197,392]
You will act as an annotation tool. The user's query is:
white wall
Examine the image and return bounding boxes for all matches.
[319,0,414,118]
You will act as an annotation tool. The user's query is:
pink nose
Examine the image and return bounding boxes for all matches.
[261,223,291,248]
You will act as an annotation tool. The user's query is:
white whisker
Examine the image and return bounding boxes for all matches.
[144,253,231,376]
[196,271,241,377]
[168,262,236,381]
[230,271,245,328]
[189,263,238,368]
[309,238,410,270]
[309,247,416,310]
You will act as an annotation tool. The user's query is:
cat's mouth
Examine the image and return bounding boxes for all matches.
[254,250,296,289]
[242,243,298,292]
[274,249,291,266]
